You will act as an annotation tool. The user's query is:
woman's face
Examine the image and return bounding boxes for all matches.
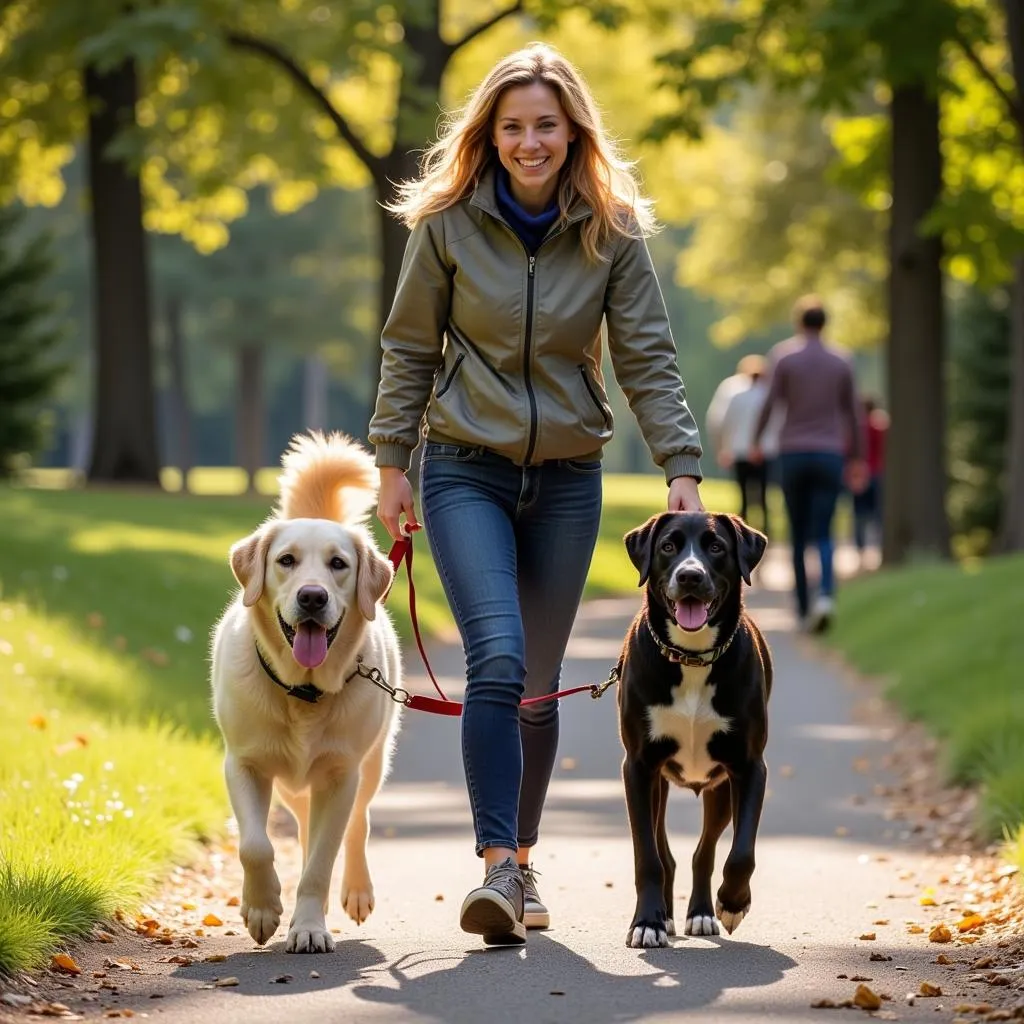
[491,82,576,214]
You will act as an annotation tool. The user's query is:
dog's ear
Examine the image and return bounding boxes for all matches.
[717,514,767,586]
[230,526,275,607]
[624,514,667,587]
[356,536,394,621]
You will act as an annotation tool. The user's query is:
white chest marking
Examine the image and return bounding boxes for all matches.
[646,659,731,785]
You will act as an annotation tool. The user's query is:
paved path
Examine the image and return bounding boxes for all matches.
[28,546,993,1022]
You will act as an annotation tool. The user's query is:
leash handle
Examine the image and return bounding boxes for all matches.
[386,536,451,704]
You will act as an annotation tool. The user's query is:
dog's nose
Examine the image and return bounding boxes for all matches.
[674,566,707,590]
[296,585,329,613]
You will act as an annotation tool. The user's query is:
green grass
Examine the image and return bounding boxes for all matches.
[0,471,746,974]
[826,554,1024,847]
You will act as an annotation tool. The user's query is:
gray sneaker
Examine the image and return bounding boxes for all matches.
[460,857,526,945]
[520,864,550,929]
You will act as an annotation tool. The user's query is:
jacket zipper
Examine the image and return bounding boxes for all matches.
[524,255,539,463]
[435,352,464,399]
[579,364,612,430]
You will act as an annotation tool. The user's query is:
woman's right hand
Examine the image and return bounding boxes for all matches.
[377,467,420,541]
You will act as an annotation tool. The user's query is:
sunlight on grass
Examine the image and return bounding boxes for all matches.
[828,554,1024,842]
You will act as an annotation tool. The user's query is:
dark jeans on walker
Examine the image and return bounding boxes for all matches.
[777,451,845,619]
[420,442,603,856]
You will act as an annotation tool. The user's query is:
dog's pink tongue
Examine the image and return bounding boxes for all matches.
[674,599,709,631]
[292,622,328,669]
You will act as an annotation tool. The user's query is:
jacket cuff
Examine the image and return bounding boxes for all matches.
[375,443,412,472]
[663,453,703,483]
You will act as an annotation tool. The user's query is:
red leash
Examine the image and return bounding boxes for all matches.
[383,535,617,717]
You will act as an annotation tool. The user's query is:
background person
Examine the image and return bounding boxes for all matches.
[369,42,704,946]
[752,295,864,632]
[851,395,888,567]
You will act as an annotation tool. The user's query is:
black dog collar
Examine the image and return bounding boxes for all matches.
[255,643,324,704]
[643,613,736,668]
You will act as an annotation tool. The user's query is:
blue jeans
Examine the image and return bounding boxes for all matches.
[777,451,845,618]
[420,442,602,855]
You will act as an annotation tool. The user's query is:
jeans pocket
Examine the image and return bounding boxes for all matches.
[562,458,603,475]
[422,442,481,463]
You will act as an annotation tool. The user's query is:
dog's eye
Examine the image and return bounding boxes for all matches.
[660,541,676,554]
[708,540,725,554]
[329,556,347,571]
[278,554,296,568]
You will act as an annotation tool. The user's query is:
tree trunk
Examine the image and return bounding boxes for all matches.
[84,60,161,485]
[164,294,192,488]
[998,255,1024,551]
[235,344,265,495]
[302,353,329,433]
[882,84,950,564]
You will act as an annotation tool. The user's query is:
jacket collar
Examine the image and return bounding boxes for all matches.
[469,163,592,228]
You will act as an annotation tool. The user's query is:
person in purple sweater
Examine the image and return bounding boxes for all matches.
[751,296,865,632]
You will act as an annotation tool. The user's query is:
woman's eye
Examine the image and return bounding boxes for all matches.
[330,556,347,571]
[278,554,295,568]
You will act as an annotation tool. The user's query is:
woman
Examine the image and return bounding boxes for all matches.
[369,42,704,945]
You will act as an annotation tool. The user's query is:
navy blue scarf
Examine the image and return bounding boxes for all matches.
[495,167,560,254]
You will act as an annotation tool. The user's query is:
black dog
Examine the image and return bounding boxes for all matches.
[617,511,771,948]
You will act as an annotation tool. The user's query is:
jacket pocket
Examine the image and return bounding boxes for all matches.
[435,353,465,399]
[579,364,612,431]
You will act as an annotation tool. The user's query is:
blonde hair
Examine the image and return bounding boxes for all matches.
[387,42,657,262]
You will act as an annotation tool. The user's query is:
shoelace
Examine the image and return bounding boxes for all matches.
[486,860,524,903]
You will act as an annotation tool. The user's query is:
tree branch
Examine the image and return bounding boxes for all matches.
[226,29,383,175]
[951,28,1024,135]
[450,0,524,54]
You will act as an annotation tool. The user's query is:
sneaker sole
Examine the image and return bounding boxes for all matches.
[460,890,526,945]
[524,907,550,929]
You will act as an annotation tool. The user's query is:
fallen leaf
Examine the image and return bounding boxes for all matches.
[226,896,240,907]
[203,954,227,963]
[434,894,444,902]
[971,956,996,969]
[103,957,140,971]
[907,924,925,934]
[850,975,873,982]
[870,953,893,962]
[859,932,877,941]
[181,902,197,911]
[928,923,952,943]
[956,914,984,933]
[935,954,952,965]
[872,919,890,926]
[202,913,223,927]
[918,981,942,997]
[213,977,239,987]
[50,953,81,975]
[94,931,115,943]
[853,983,882,1010]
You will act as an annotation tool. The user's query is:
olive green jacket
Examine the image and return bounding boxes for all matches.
[368,168,703,481]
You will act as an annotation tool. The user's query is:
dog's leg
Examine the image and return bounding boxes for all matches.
[654,775,675,935]
[685,782,731,936]
[286,772,359,953]
[716,758,768,934]
[340,737,387,925]
[225,755,283,946]
[277,789,311,871]
[623,757,669,948]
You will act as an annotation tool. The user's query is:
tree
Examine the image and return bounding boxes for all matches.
[0,206,66,476]
[648,0,1024,562]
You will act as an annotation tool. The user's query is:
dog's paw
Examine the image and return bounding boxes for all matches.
[285,920,336,954]
[715,898,749,934]
[341,872,375,925]
[241,901,282,946]
[626,920,670,948]
[683,913,720,936]
[665,917,676,936]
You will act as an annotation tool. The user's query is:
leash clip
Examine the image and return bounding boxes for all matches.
[590,666,619,700]
[350,656,411,706]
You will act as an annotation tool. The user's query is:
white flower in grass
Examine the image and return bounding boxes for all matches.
[175,626,193,643]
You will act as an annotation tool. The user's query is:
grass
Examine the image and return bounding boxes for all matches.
[0,471,746,975]
[826,553,1024,859]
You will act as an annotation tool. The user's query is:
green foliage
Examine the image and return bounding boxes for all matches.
[948,286,1011,551]
[0,205,66,477]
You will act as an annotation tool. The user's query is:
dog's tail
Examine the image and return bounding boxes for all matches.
[277,431,379,524]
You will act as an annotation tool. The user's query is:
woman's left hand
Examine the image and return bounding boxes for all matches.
[668,476,704,512]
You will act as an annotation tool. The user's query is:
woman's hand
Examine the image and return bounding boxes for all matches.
[668,476,704,512]
[377,467,420,541]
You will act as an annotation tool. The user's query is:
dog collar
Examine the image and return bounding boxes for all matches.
[254,643,324,704]
[642,613,736,668]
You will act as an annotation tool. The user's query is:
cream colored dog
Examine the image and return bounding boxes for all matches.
[210,431,401,953]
